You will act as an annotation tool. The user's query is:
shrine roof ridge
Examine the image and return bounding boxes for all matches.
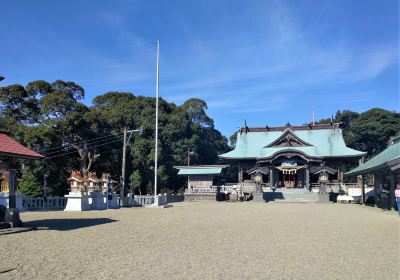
[240,124,335,132]
[220,125,366,160]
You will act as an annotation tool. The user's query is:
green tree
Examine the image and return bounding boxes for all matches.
[0,80,96,195]
[18,169,42,197]
[229,131,238,147]
[130,170,143,194]
[346,108,400,157]
[1,82,230,194]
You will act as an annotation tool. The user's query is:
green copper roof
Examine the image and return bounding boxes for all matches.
[219,128,365,160]
[346,140,400,176]
[175,165,228,175]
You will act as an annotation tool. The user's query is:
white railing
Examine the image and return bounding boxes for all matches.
[22,194,183,210]
[311,182,359,188]
[133,195,154,206]
[23,196,67,210]
[186,185,234,194]
[131,194,184,206]
[347,187,375,196]
[310,183,360,193]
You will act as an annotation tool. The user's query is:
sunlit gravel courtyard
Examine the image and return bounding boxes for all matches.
[1,201,399,280]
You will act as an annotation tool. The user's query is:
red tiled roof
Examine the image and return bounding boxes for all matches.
[0,133,44,159]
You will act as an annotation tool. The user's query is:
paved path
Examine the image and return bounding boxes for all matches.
[0,202,399,279]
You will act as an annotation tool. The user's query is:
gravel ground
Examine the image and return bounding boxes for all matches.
[0,202,399,280]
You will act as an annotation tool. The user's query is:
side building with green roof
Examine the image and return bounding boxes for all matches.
[346,135,400,210]
[174,165,229,196]
[219,123,366,193]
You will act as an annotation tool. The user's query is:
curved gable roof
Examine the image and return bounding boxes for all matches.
[265,128,312,147]
[220,127,365,160]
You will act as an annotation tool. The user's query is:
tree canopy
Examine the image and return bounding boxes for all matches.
[0,80,229,195]
[1,80,398,195]
[316,109,400,159]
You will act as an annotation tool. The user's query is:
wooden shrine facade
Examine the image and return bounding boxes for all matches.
[219,124,366,192]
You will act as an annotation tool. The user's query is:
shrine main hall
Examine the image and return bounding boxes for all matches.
[219,124,365,192]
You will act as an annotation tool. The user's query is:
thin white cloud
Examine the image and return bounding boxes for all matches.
[160,1,398,112]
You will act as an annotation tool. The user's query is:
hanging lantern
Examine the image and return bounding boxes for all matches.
[253,172,262,183]
[319,172,328,183]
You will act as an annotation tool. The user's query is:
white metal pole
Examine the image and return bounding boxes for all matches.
[154,40,160,202]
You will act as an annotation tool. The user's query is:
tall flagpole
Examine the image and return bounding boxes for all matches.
[154,40,160,203]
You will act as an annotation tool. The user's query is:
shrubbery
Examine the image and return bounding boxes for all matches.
[18,169,42,197]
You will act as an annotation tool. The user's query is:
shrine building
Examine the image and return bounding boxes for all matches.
[219,123,366,193]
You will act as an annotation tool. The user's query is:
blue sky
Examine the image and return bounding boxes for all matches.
[0,0,398,137]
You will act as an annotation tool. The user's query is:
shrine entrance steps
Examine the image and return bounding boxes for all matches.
[263,188,323,203]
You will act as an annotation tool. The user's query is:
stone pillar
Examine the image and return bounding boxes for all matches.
[357,157,364,188]
[4,157,22,227]
[238,166,243,183]
[361,175,366,204]
[8,168,17,208]
[388,172,395,210]
[270,168,275,189]
[305,167,310,189]
[300,168,305,189]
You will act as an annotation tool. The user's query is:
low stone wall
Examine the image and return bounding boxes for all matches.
[24,196,67,210]
[0,193,67,211]
[0,192,185,211]
[133,194,185,206]
[185,194,215,201]
[133,195,154,206]
[166,194,185,203]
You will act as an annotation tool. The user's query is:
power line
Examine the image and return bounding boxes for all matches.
[45,138,122,159]
[41,132,123,153]
[43,135,122,156]
[42,133,122,152]
[43,135,121,156]
[44,138,121,159]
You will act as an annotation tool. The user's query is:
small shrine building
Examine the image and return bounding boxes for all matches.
[0,170,10,192]
[67,170,118,193]
[175,165,229,193]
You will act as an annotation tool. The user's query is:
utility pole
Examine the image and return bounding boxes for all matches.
[121,127,142,206]
[121,127,127,202]
[106,175,110,210]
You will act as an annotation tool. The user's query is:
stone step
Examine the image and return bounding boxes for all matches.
[263,191,320,203]
[273,188,312,193]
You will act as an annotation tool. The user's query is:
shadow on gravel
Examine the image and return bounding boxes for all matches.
[23,218,117,231]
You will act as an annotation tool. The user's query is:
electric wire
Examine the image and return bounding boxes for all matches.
[45,138,122,159]
[41,133,122,152]
[43,136,121,156]
[41,132,123,153]
[43,135,122,156]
